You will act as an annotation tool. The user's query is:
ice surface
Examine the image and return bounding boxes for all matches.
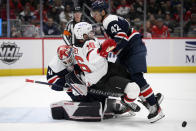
[0,74,196,131]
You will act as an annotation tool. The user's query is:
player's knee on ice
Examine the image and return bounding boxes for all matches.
[124,82,140,99]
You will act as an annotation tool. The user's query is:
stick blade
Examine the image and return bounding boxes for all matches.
[25,79,34,83]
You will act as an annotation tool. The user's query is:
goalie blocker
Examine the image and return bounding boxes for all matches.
[50,98,120,122]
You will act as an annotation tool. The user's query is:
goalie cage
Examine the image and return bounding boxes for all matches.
[50,98,120,122]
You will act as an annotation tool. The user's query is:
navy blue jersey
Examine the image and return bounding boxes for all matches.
[102,15,141,51]
[47,66,69,91]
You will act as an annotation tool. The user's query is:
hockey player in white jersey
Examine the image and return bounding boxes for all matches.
[47,44,132,121]
[47,45,88,100]
[73,22,141,113]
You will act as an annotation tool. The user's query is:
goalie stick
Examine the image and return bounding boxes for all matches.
[25,79,84,95]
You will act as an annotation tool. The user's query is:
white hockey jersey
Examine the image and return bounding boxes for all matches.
[48,55,74,73]
[47,55,74,85]
[73,39,108,86]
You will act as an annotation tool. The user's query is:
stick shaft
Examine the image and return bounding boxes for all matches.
[26,79,64,89]
[25,78,82,95]
[100,25,109,39]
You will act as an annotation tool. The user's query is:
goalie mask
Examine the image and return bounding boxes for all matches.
[74,22,94,40]
[57,45,73,66]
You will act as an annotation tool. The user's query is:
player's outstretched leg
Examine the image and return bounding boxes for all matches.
[132,73,165,123]
[139,85,165,123]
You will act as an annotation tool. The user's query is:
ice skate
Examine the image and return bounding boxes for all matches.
[114,103,136,118]
[138,93,164,109]
[120,97,141,112]
[148,103,165,123]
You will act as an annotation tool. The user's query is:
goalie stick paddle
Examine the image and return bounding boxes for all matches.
[25,79,83,95]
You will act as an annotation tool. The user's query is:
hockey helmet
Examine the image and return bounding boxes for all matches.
[74,22,93,40]
[57,45,73,66]
[91,0,108,11]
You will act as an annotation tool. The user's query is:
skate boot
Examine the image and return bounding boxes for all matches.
[120,97,141,112]
[138,93,164,109]
[114,103,136,117]
[148,103,165,123]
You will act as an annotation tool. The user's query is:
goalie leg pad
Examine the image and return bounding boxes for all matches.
[51,106,69,120]
[51,100,103,122]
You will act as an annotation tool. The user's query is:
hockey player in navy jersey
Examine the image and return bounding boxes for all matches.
[91,0,165,123]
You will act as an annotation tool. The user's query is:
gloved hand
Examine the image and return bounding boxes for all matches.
[97,39,117,57]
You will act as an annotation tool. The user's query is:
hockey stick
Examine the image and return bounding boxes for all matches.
[25,79,83,95]
[25,79,64,88]
[99,24,109,39]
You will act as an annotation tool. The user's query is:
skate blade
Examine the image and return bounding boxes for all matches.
[114,112,135,118]
[158,94,164,105]
[128,110,136,116]
[149,111,165,123]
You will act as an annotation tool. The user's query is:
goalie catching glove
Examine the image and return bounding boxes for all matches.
[97,39,117,58]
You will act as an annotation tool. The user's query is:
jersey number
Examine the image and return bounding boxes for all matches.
[75,56,91,73]
[48,69,53,76]
[87,42,96,50]
[111,24,121,33]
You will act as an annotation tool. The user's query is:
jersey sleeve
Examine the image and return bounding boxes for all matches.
[103,15,140,51]
[46,66,68,91]
[105,19,130,51]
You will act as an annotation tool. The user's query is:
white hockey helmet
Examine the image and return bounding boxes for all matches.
[74,22,93,40]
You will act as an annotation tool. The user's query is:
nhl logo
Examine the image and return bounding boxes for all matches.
[0,42,23,65]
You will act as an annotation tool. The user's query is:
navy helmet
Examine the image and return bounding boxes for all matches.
[91,0,108,11]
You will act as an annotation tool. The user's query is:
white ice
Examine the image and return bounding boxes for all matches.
[0,73,196,131]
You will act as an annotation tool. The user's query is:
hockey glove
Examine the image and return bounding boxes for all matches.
[98,39,117,58]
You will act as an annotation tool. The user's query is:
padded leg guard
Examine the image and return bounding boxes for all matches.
[51,100,103,122]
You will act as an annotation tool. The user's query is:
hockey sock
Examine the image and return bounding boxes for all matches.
[124,94,136,103]
[131,73,156,106]
[140,84,156,106]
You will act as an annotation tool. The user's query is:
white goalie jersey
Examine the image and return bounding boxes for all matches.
[73,39,108,86]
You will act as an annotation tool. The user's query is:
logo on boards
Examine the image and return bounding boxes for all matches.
[185,41,196,63]
[0,42,23,65]
[185,41,196,51]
